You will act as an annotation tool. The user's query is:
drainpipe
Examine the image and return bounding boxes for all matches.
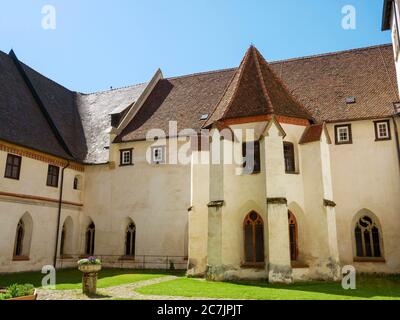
[392,116,400,170]
[53,161,70,268]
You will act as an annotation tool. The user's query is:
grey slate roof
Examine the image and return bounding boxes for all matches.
[0,51,71,159]
[0,49,147,164]
[76,84,148,163]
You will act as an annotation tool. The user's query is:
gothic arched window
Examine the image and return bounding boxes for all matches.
[60,225,66,256]
[125,222,136,257]
[244,211,264,264]
[85,223,95,256]
[355,216,382,258]
[288,211,298,261]
[14,220,25,257]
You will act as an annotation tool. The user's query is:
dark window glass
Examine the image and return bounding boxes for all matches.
[364,230,372,257]
[242,141,261,174]
[283,142,296,173]
[355,226,363,257]
[46,165,60,187]
[60,226,66,256]
[73,177,78,190]
[244,212,264,264]
[5,154,22,180]
[255,224,264,262]
[354,216,382,258]
[14,221,24,257]
[85,223,95,255]
[125,223,136,256]
[372,227,381,257]
[244,223,253,262]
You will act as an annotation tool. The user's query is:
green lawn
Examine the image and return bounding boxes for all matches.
[136,275,400,300]
[0,269,177,290]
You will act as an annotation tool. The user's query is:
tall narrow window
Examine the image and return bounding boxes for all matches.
[5,154,22,180]
[242,141,261,174]
[73,175,82,190]
[354,216,382,258]
[46,165,60,188]
[244,211,264,264]
[125,222,136,257]
[374,120,391,141]
[60,225,66,256]
[85,223,95,256]
[151,147,165,164]
[13,213,32,260]
[283,142,296,173]
[288,211,298,261]
[14,220,25,257]
[73,177,79,190]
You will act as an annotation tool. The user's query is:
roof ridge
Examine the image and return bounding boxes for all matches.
[269,43,392,65]
[220,46,253,120]
[80,81,149,96]
[9,50,74,159]
[253,46,314,120]
[252,46,274,112]
[166,67,237,81]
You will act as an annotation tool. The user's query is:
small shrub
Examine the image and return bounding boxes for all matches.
[0,284,35,299]
[0,293,12,300]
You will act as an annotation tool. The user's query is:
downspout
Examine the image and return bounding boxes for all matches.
[392,116,400,170]
[53,161,70,268]
[393,0,400,48]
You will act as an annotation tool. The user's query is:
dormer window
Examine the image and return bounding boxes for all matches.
[120,149,133,166]
[374,120,391,141]
[334,124,352,145]
[151,146,165,164]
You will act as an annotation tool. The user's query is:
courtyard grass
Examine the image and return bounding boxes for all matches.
[136,275,400,300]
[0,268,180,290]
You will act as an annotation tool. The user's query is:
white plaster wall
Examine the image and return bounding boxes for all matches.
[82,139,191,262]
[327,119,400,273]
[0,147,84,273]
[0,201,81,273]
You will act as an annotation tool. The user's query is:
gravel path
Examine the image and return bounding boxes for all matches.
[37,276,219,300]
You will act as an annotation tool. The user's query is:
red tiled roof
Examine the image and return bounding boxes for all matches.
[299,124,327,144]
[204,46,313,127]
[270,44,398,123]
[118,44,398,143]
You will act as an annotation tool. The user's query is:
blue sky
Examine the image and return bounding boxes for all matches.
[0,0,391,93]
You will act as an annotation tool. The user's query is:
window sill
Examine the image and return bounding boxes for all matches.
[13,256,30,261]
[285,171,300,175]
[335,142,352,145]
[241,262,265,269]
[353,257,386,263]
[4,176,20,181]
[119,163,134,167]
[375,138,391,142]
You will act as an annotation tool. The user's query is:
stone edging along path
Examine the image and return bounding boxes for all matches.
[37,276,224,300]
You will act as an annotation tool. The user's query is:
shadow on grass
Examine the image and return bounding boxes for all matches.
[0,268,185,290]
[223,274,400,299]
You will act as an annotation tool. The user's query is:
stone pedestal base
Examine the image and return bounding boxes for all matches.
[82,272,98,295]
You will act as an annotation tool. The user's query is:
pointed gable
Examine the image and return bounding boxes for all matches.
[205,46,313,127]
